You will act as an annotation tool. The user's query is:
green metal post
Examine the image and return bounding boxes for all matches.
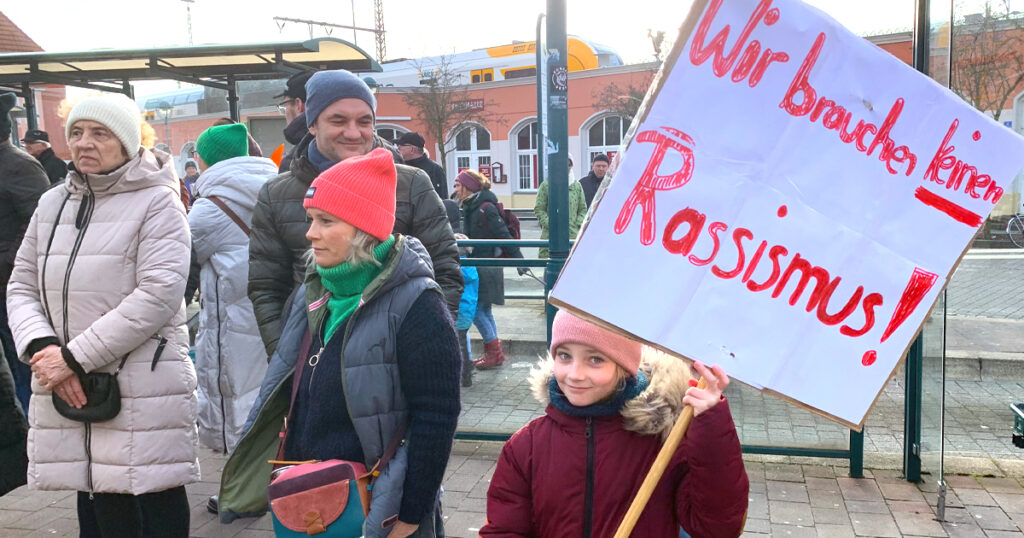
[543,0,569,345]
[849,429,864,478]
[903,0,929,484]
[536,14,553,342]
[21,83,37,131]
[904,336,923,482]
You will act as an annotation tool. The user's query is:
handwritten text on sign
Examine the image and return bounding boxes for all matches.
[550,0,1024,427]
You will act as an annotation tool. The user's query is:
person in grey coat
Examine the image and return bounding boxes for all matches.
[190,124,276,453]
[0,92,50,412]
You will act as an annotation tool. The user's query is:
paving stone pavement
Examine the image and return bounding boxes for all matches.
[3,445,1023,537]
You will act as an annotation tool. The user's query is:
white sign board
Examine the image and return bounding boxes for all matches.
[550,0,1024,428]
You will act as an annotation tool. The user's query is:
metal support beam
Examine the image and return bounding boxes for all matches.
[122,79,134,100]
[28,69,128,95]
[21,82,37,131]
[270,53,306,75]
[147,60,230,90]
[227,75,240,122]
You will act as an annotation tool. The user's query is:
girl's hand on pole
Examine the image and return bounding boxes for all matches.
[683,361,729,417]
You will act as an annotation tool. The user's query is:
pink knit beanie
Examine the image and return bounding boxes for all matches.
[303,148,396,241]
[550,310,643,376]
[455,170,482,193]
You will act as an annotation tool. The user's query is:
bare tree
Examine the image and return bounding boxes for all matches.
[402,55,500,175]
[949,1,1024,121]
[590,69,656,122]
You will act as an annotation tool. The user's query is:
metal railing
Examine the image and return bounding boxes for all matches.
[450,236,864,476]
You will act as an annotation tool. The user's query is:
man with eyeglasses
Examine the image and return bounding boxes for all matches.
[397,132,447,200]
[275,71,315,173]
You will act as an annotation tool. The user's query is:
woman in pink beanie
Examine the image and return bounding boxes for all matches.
[218,148,461,537]
[481,310,749,537]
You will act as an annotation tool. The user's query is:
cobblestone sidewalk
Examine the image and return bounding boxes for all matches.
[3,443,1023,537]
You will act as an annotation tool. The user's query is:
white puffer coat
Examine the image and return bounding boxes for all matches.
[189,156,275,453]
[5,148,200,495]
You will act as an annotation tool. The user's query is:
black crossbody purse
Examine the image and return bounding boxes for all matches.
[51,353,128,423]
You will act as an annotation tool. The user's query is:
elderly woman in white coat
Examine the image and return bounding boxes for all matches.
[6,93,198,537]
[189,123,276,453]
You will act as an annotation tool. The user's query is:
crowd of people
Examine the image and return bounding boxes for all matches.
[0,69,748,537]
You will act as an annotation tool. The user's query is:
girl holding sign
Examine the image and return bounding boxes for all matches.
[481,310,748,537]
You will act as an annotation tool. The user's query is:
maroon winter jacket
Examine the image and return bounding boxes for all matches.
[481,354,748,538]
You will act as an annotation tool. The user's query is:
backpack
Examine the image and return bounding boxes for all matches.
[477,201,521,258]
[479,201,521,240]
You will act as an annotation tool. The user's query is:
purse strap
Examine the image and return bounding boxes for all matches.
[275,328,409,473]
[206,195,251,236]
[275,328,313,462]
[61,348,130,378]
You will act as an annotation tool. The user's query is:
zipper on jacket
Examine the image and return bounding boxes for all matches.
[306,316,328,395]
[62,176,96,495]
[214,280,228,452]
[62,177,95,344]
[584,417,595,538]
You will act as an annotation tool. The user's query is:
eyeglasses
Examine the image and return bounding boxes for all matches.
[277,99,296,115]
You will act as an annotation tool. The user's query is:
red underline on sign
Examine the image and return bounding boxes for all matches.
[914,187,983,227]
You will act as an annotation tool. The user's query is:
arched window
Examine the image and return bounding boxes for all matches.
[451,125,492,179]
[180,141,197,161]
[586,115,626,164]
[376,126,408,144]
[515,121,539,191]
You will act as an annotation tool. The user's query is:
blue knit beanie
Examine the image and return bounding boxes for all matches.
[304,70,377,127]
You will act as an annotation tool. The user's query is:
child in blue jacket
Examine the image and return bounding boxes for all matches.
[456,234,479,387]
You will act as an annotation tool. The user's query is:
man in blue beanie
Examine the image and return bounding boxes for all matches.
[246,68,463,358]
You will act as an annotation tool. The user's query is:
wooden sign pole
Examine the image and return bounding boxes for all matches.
[612,376,707,538]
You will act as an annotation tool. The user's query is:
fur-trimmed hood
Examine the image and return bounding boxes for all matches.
[529,348,694,440]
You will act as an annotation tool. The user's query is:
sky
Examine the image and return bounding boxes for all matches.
[1,0,1010,98]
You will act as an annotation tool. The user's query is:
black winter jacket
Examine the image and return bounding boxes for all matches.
[463,190,521,306]
[0,139,49,286]
[248,133,462,355]
[0,348,28,496]
[404,154,448,200]
[579,171,604,208]
[35,147,67,184]
[278,114,307,174]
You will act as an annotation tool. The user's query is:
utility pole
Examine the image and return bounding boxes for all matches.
[182,0,195,46]
[374,0,387,62]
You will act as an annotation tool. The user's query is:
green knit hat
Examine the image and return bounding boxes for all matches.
[196,123,249,167]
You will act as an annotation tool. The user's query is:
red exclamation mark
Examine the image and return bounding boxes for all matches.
[861,267,939,367]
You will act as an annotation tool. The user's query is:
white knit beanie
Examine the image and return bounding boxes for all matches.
[66,93,142,155]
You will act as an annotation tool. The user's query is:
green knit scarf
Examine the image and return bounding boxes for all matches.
[317,236,396,341]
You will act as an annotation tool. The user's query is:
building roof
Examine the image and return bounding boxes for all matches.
[0,11,43,53]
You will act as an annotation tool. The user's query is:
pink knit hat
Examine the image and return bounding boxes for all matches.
[455,170,483,193]
[303,148,396,241]
[550,310,643,376]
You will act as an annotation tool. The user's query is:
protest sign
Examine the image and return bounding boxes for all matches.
[549,0,1024,428]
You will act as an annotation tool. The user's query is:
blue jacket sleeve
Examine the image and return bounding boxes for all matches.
[456,267,479,330]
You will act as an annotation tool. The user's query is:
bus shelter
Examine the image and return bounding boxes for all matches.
[0,37,381,129]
